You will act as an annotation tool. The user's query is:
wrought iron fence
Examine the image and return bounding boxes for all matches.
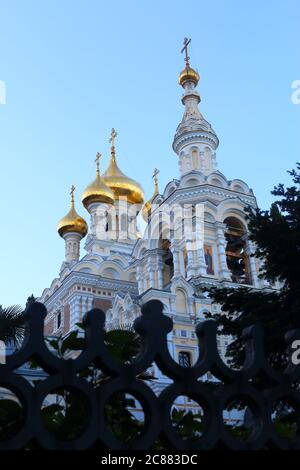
[0,300,300,450]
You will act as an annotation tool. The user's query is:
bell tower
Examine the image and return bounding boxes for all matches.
[173,38,219,177]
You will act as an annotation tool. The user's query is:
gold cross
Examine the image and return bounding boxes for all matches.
[181,37,191,66]
[95,152,101,174]
[70,184,75,205]
[152,168,159,194]
[109,128,117,148]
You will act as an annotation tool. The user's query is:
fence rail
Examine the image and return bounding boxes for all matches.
[0,300,300,450]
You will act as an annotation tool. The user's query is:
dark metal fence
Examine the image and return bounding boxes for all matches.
[0,300,300,450]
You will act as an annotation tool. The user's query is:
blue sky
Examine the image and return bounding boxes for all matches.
[0,0,299,307]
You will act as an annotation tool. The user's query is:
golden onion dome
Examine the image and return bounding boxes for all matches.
[82,153,115,209]
[102,130,144,205]
[142,168,159,222]
[58,186,88,238]
[179,65,200,87]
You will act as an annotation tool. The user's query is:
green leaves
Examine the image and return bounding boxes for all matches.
[0,305,25,347]
[104,329,141,364]
[61,331,85,354]
[171,408,204,440]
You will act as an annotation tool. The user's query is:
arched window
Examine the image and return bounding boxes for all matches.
[105,211,109,232]
[178,351,191,368]
[204,244,214,275]
[176,289,187,313]
[183,247,188,276]
[192,149,199,169]
[160,238,174,286]
[56,311,62,330]
[224,217,251,285]
[102,267,121,280]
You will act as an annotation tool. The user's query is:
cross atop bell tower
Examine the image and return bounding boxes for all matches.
[181,37,191,66]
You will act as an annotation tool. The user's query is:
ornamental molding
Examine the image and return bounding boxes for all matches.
[163,186,256,208]
[42,272,138,309]
[173,130,219,153]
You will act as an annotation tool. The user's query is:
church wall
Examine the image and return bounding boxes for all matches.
[44,317,54,336]
[63,304,70,334]
[93,298,113,312]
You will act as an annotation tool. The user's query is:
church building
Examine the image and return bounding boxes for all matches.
[39,40,267,418]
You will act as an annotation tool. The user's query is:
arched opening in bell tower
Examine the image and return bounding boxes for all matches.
[224,217,251,285]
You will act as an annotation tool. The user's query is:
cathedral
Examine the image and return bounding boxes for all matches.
[39,41,265,418]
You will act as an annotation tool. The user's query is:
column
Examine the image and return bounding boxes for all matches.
[199,151,205,172]
[170,241,180,278]
[156,255,164,289]
[136,264,143,294]
[87,296,93,313]
[187,298,194,316]
[70,296,81,330]
[185,240,195,278]
[216,222,232,280]
[81,296,89,318]
[196,243,207,276]
[245,240,259,287]
[148,257,155,289]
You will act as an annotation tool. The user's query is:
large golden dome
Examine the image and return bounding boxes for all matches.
[103,132,144,205]
[82,153,115,209]
[179,65,200,87]
[58,187,88,238]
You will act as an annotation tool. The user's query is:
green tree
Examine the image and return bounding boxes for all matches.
[0,305,25,347]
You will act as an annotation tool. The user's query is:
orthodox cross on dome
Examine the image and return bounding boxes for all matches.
[70,184,75,206]
[109,128,118,161]
[95,152,101,175]
[152,168,159,195]
[181,37,191,67]
[109,128,117,148]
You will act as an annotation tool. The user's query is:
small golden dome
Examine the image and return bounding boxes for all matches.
[82,153,115,209]
[58,186,88,238]
[179,65,200,87]
[103,130,144,205]
[142,168,159,221]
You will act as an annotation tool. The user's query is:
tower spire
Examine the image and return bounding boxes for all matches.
[173,39,219,176]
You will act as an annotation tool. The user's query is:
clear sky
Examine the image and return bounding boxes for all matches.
[0,0,299,307]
